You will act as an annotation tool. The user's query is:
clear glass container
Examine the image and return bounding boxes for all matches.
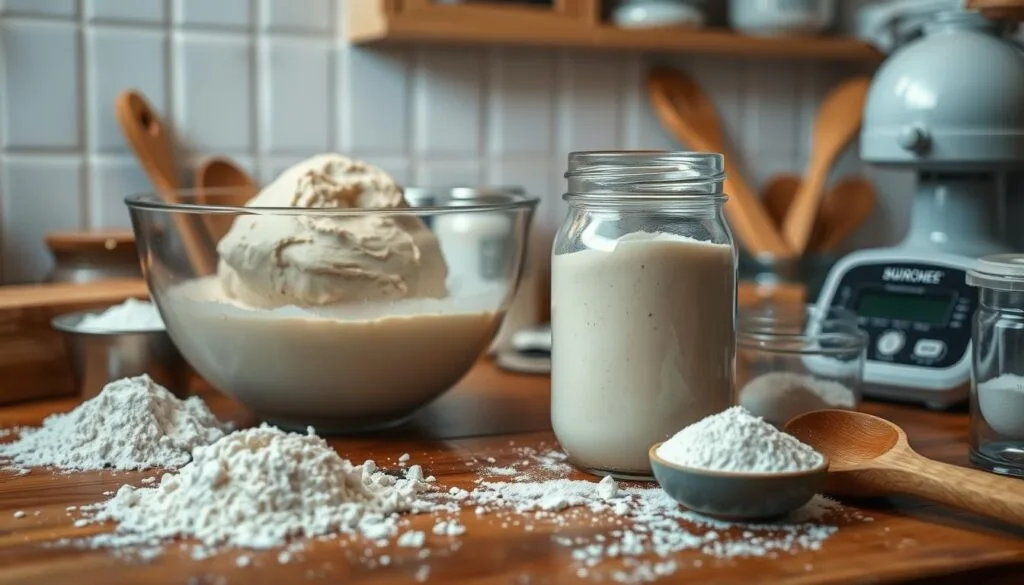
[550,151,736,479]
[737,304,867,428]
[967,254,1024,477]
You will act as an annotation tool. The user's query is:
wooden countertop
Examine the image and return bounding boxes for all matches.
[0,361,1022,584]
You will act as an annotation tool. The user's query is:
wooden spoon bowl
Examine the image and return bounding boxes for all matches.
[786,410,1024,523]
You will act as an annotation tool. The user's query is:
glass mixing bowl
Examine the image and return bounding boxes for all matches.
[126,188,537,433]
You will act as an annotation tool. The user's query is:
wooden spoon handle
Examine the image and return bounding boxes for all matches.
[115,91,179,192]
[646,79,794,259]
[115,90,216,276]
[782,163,829,253]
[895,456,1024,526]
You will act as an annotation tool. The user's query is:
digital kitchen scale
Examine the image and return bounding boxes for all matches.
[813,11,1024,408]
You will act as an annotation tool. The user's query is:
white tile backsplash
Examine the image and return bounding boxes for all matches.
[173,31,253,153]
[172,0,251,30]
[414,159,483,187]
[88,155,150,228]
[85,0,166,24]
[259,37,331,154]
[1,156,84,282]
[414,49,485,156]
[259,0,331,34]
[558,52,623,153]
[340,46,410,154]
[87,27,167,153]
[488,50,555,156]
[0,20,81,150]
[0,0,76,18]
[0,0,915,286]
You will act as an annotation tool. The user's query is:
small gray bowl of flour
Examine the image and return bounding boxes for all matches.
[52,298,188,399]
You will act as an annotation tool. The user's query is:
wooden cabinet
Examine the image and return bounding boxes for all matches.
[347,0,882,62]
[967,0,1024,20]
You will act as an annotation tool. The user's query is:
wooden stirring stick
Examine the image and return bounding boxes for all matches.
[647,67,794,259]
[115,90,216,276]
[781,77,871,254]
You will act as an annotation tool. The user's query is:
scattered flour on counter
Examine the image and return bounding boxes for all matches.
[739,372,857,427]
[655,406,825,473]
[83,423,435,553]
[0,375,227,472]
[76,298,165,332]
[466,473,864,584]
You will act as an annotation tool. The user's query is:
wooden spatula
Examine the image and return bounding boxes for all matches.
[647,67,794,259]
[195,156,257,243]
[781,77,871,254]
[812,176,876,252]
[115,90,216,275]
[762,173,801,229]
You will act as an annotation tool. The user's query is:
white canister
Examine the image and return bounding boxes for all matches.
[729,0,836,36]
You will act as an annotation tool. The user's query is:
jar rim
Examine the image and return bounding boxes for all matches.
[564,150,727,198]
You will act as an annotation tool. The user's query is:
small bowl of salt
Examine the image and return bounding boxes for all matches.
[649,406,829,520]
[52,298,188,399]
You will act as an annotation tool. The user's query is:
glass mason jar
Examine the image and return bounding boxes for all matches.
[967,254,1024,477]
[551,151,737,479]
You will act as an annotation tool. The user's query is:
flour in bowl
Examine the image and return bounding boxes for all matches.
[739,372,857,427]
[656,406,825,473]
[76,298,165,332]
[0,375,226,472]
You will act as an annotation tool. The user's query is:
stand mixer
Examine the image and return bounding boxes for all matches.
[814,9,1024,409]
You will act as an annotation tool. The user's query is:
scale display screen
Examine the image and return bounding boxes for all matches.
[855,290,955,325]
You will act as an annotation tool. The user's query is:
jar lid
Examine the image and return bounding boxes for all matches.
[966,253,1024,291]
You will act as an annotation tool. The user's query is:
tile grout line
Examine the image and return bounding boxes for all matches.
[79,0,91,230]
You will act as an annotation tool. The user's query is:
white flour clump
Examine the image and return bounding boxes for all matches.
[76,298,165,332]
[656,406,824,473]
[89,423,433,550]
[0,375,225,471]
[739,372,856,427]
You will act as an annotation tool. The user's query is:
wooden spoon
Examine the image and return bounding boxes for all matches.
[781,77,871,254]
[786,410,1024,526]
[647,67,794,259]
[762,173,801,229]
[762,174,876,251]
[812,176,876,252]
[195,157,257,243]
[115,90,216,275]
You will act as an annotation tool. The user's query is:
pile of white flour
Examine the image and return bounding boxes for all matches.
[739,372,857,427]
[76,298,165,332]
[0,375,225,471]
[85,424,435,550]
[656,406,825,473]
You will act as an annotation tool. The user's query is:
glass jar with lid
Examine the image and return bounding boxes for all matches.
[551,151,737,479]
[966,254,1024,477]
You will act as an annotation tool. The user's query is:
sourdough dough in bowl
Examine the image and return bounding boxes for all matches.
[217,154,448,308]
[160,154,508,431]
[161,277,502,432]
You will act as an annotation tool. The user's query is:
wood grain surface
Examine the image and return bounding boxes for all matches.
[0,361,1022,585]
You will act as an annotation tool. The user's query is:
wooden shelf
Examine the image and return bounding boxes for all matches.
[348,1,883,63]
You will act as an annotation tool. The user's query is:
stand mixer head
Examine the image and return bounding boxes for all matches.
[860,9,1024,257]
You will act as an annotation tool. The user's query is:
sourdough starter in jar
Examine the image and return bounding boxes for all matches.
[551,152,736,478]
